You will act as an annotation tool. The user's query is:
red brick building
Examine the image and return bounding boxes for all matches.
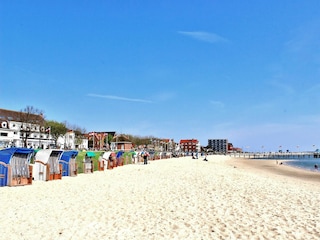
[179,139,199,152]
[110,134,133,151]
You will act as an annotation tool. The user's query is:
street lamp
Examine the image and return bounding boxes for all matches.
[296,145,300,158]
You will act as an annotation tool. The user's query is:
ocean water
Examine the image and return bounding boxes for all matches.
[282,157,320,172]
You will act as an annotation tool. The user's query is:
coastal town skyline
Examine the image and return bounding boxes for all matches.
[1,1,320,152]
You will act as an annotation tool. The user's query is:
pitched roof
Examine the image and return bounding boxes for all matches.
[0,108,44,123]
[180,139,199,144]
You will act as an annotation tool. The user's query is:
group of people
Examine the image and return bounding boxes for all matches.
[192,152,208,161]
[132,151,149,165]
[192,152,199,159]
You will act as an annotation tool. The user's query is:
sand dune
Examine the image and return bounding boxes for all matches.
[1,155,320,239]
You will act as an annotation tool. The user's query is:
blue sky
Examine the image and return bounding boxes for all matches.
[1,1,320,152]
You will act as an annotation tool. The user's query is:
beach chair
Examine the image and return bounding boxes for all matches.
[0,147,34,187]
[33,149,63,181]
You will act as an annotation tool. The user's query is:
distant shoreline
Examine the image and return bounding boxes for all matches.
[226,157,320,184]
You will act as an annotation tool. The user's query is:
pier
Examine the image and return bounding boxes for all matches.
[230,152,320,159]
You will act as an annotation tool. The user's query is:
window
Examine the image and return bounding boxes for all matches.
[0,132,8,137]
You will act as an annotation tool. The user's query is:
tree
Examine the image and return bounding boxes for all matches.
[73,127,87,148]
[107,134,113,147]
[45,120,67,147]
[19,106,45,148]
[125,134,157,148]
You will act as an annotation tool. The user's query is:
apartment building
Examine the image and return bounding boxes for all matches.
[179,139,200,152]
[208,139,228,153]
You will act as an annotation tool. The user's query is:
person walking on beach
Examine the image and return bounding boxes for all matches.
[143,151,149,164]
[132,151,138,164]
[203,153,208,161]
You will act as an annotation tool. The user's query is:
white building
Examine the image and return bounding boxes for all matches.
[57,130,75,149]
[0,108,88,150]
[0,109,54,149]
[57,130,88,150]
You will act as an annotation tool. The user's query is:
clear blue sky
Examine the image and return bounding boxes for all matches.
[1,1,320,152]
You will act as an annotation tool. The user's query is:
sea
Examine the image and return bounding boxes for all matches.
[283,156,320,172]
[234,153,320,172]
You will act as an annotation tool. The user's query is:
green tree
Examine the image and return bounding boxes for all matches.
[73,127,87,148]
[45,120,67,147]
[107,134,113,147]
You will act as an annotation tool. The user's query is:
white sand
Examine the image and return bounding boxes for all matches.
[1,155,320,240]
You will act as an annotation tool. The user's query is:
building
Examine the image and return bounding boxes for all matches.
[56,131,88,150]
[147,138,178,152]
[179,139,200,152]
[86,131,115,150]
[110,134,133,151]
[0,108,89,150]
[208,139,228,154]
[158,139,174,152]
[0,108,53,149]
[57,130,76,149]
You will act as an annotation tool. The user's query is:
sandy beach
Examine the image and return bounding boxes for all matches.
[1,155,320,240]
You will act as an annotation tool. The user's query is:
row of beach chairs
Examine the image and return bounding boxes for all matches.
[0,148,78,187]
